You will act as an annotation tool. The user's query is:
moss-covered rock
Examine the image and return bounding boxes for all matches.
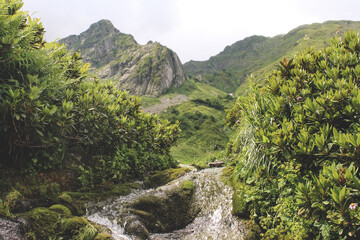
[232,190,249,218]
[49,204,72,216]
[220,166,250,218]
[94,232,113,240]
[17,207,61,239]
[119,214,151,239]
[58,192,72,204]
[61,216,88,236]
[182,180,194,194]
[132,176,199,233]
[129,209,164,233]
[57,194,86,216]
[145,167,190,188]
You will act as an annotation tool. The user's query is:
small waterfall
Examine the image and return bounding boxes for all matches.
[86,168,246,240]
[86,188,154,240]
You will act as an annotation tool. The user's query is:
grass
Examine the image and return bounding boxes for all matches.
[156,80,235,165]
[140,96,161,108]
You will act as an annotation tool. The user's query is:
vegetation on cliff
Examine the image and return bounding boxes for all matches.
[227,32,360,239]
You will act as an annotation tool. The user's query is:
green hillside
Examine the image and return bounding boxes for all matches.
[141,21,360,166]
[184,21,360,94]
[141,79,235,165]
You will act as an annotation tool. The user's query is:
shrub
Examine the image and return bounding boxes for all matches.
[0,0,180,188]
[227,32,360,238]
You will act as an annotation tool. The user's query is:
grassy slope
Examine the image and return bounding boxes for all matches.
[142,79,235,165]
[184,21,360,95]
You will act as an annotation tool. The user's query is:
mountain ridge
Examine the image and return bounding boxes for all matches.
[184,20,360,93]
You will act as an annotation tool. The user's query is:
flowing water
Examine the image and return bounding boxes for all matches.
[86,168,246,240]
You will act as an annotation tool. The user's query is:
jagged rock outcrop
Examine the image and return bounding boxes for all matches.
[60,20,185,97]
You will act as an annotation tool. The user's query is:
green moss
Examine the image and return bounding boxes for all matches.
[182,180,194,194]
[4,189,23,212]
[58,192,72,204]
[134,195,161,208]
[126,182,141,189]
[65,199,86,216]
[62,191,99,201]
[243,220,262,240]
[221,166,250,217]
[130,209,165,232]
[56,193,85,216]
[74,222,98,240]
[132,180,199,232]
[49,204,71,216]
[17,207,61,239]
[0,199,6,217]
[110,184,131,195]
[14,178,61,199]
[61,216,88,235]
[221,166,250,218]
[94,233,113,240]
[145,167,190,188]
[220,166,235,184]
[232,190,248,218]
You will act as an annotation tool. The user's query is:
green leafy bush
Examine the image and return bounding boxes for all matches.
[0,0,179,187]
[227,32,360,238]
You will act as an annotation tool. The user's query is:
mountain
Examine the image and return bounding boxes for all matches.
[60,20,185,97]
[184,20,360,93]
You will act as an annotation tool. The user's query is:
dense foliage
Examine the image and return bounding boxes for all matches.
[0,0,179,188]
[227,32,360,239]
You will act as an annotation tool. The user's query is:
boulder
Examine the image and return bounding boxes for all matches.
[131,177,199,233]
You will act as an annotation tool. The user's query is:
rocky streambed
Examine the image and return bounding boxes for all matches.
[86,167,249,240]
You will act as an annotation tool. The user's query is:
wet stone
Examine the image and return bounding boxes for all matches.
[86,168,248,240]
[0,216,28,240]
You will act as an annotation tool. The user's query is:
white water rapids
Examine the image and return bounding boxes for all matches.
[86,168,247,240]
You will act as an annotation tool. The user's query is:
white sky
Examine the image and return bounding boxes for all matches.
[23,0,360,63]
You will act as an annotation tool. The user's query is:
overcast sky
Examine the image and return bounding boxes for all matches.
[23,0,360,63]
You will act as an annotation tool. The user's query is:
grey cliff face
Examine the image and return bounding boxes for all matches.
[60,20,185,97]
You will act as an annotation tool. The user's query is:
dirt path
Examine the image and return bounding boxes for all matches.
[142,94,189,114]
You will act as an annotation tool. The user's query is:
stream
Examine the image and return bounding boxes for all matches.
[86,168,247,240]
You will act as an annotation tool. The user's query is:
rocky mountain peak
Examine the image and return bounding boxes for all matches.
[60,20,185,97]
[78,19,120,40]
